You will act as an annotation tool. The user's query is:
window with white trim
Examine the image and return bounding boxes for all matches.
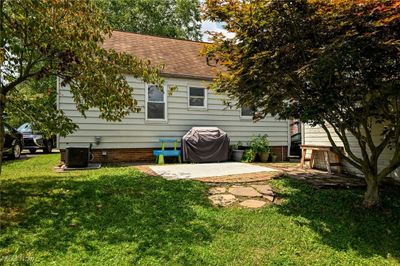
[146,85,166,120]
[240,105,253,118]
[188,87,207,108]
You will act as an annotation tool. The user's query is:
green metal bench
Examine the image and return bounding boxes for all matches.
[153,138,182,164]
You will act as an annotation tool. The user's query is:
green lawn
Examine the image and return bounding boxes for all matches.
[1,154,399,265]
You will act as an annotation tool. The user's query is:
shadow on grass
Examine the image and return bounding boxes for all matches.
[273,176,400,260]
[2,155,34,166]
[0,171,215,264]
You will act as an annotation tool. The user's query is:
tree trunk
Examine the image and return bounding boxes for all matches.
[363,177,380,208]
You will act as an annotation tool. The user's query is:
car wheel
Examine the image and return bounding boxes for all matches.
[10,143,22,159]
[43,141,53,154]
[29,148,37,154]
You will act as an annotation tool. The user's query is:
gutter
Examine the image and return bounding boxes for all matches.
[160,72,215,82]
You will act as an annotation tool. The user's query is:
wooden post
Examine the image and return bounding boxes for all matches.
[300,147,306,168]
[324,151,331,174]
[309,150,316,169]
[336,154,342,174]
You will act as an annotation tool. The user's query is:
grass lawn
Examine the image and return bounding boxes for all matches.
[1,154,400,265]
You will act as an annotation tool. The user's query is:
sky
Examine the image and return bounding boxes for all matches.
[200,21,235,42]
[198,0,234,42]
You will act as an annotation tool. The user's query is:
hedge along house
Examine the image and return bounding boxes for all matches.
[302,124,400,182]
[57,31,290,163]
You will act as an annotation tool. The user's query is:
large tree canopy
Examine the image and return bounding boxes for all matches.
[4,0,200,140]
[0,0,163,171]
[203,0,400,207]
[94,0,202,40]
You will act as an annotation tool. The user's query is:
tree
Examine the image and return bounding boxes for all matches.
[5,0,201,143]
[0,0,163,172]
[5,76,77,138]
[94,0,202,40]
[203,0,400,207]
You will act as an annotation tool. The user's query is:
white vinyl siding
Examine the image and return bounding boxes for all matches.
[303,124,400,181]
[58,76,289,149]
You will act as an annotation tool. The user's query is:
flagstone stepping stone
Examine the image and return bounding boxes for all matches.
[209,194,237,207]
[239,199,266,208]
[209,187,227,194]
[263,195,275,202]
[228,186,262,197]
[250,184,274,195]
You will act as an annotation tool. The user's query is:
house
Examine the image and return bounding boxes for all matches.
[302,124,400,181]
[57,31,290,163]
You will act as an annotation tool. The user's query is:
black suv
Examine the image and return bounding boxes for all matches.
[3,123,23,159]
[17,123,56,153]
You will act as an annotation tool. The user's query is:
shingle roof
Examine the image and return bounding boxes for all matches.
[103,31,216,80]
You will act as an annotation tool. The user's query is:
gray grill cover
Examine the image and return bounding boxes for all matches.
[182,127,230,163]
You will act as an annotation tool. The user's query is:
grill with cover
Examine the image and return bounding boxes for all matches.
[182,127,230,163]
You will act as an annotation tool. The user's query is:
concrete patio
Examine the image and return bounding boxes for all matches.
[148,162,277,180]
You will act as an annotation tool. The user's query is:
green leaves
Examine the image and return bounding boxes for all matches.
[5,77,77,138]
[94,0,202,41]
[204,0,399,135]
[1,0,163,125]
[203,0,400,204]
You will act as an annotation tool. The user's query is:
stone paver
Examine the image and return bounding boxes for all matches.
[209,187,226,194]
[208,194,237,207]
[239,200,266,208]
[228,186,262,197]
[250,184,273,195]
[263,195,275,202]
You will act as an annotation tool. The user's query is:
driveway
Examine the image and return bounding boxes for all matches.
[149,162,277,180]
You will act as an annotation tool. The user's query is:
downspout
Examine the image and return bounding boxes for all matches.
[56,77,60,149]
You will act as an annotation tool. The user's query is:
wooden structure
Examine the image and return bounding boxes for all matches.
[300,145,343,174]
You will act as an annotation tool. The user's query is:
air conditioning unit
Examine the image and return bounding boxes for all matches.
[65,147,89,168]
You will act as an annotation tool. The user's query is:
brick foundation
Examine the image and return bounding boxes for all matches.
[60,146,289,164]
[60,148,154,164]
[271,146,288,162]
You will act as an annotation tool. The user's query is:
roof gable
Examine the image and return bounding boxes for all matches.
[103,31,216,80]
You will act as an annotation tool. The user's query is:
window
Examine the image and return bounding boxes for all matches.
[188,87,207,108]
[240,105,253,118]
[17,123,32,133]
[146,84,166,120]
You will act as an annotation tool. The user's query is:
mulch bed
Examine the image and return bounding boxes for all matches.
[276,166,367,188]
[134,165,159,176]
[194,171,283,184]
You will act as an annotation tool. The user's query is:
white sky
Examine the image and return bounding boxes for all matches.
[200,20,235,42]
[198,0,234,42]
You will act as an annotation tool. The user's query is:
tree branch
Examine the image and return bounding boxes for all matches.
[326,119,364,165]
[321,123,364,172]
[377,146,400,182]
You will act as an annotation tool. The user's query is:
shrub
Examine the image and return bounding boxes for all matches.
[242,149,256,163]
[249,134,271,154]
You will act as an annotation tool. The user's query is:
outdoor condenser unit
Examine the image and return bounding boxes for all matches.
[65,147,89,168]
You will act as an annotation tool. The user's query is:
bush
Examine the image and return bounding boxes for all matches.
[249,134,271,154]
[242,149,256,163]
